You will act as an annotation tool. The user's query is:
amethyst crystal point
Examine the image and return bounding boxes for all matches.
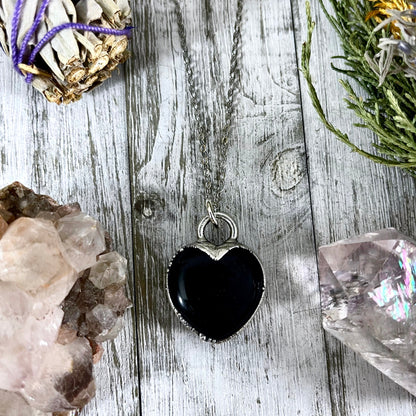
[319,228,416,396]
[0,183,131,415]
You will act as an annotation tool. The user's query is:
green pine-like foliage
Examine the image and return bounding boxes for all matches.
[301,0,416,175]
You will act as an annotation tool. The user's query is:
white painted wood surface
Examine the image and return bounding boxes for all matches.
[0,0,415,415]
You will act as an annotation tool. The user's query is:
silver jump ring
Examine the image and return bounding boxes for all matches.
[197,212,238,241]
[205,200,219,226]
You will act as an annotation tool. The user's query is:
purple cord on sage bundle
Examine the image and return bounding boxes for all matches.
[0,0,132,104]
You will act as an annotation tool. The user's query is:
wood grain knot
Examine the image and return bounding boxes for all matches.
[270,147,305,195]
[134,192,165,219]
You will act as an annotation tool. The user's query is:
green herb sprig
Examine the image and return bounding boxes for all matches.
[301,0,416,175]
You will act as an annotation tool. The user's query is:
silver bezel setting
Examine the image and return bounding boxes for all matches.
[166,212,266,343]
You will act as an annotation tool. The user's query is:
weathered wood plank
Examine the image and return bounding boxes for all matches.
[5,0,416,413]
[293,0,416,414]
[127,0,331,414]
[0,56,139,415]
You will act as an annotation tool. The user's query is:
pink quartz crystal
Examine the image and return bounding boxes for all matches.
[319,228,416,396]
[0,183,131,415]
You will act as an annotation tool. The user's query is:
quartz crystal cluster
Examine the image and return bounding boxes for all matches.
[0,182,131,415]
[319,228,416,396]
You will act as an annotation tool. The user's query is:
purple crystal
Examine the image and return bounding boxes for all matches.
[319,228,416,396]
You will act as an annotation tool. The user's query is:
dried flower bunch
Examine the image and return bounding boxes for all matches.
[302,0,416,176]
[366,1,416,83]
[0,0,132,104]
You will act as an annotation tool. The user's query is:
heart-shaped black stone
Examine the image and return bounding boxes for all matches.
[167,245,265,342]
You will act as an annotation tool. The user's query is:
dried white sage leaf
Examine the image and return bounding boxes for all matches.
[0,0,132,104]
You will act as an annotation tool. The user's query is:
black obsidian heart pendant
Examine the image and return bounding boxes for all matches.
[167,213,265,342]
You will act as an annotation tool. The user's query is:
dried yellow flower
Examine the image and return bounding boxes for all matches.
[366,0,413,36]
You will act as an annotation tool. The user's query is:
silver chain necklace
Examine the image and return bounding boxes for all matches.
[173,0,243,218]
[167,0,265,343]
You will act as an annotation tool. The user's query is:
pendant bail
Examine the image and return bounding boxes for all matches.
[205,200,219,226]
[197,212,239,241]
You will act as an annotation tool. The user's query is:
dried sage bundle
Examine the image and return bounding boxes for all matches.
[0,0,132,104]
